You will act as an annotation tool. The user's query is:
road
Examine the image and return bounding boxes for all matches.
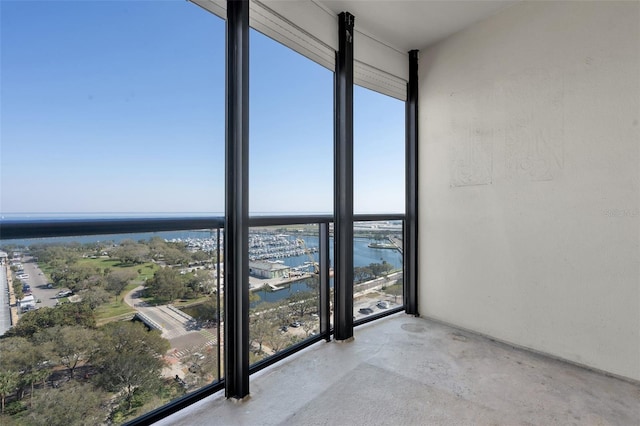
[124,286,198,340]
[123,285,220,377]
[353,271,403,320]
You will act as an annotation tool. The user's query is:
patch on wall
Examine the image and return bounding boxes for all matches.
[449,86,495,187]
[503,68,564,181]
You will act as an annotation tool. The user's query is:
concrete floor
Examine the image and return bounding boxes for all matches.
[158,313,639,425]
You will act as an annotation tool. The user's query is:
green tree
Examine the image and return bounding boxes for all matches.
[190,250,211,265]
[188,296,220,323]
[381,260,393,278]
[6,303,96,338]
[95,322,170,411]
[186,268,215,295]
[287,291,318,319]
[265,329,294,353]
[110,240,151,265]
[35,326,99,380]
[148,236,167,257]
[250,314,273,354]
[145,267,186,303]
[12,280,24,300]
[23,367,50,408]
[0,371,19,414]
[269,299,291,328]
[369,262,385,278]
[385,279,403,303]
[0,337,49,401]
[28,382,107,426]
[161,246,190,266]
[50,263,103,292]
[105,268,138,298]
[30,244,80,265]
[354,266,369,283]
[80,286,111,309]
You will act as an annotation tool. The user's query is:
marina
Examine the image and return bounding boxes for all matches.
[1,223,403,305]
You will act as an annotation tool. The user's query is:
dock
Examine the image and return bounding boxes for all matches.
[248,273,313,292]
[266,282,284,291]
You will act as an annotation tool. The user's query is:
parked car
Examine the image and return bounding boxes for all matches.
[289,321,301,328]
[358,308,374,315]
[377,301,389,309]
[57,290,73,298]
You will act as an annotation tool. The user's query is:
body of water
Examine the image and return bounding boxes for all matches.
[252,236,402,305]
[1,223,403,306]
[0,230,218,248]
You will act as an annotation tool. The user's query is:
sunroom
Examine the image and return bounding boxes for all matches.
[0,1,638,425]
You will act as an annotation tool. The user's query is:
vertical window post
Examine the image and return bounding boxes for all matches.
[404,50,419,316]
[225,0,250,399]
[334,11,355,341]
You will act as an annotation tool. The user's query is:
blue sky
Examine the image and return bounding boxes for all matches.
[0,0,405,216]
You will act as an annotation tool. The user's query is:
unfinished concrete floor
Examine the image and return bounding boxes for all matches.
[158,314,639,425]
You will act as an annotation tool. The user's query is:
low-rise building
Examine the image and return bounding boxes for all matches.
[249,261,290,279]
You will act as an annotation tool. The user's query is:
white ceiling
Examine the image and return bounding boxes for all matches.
[316,0,518,52]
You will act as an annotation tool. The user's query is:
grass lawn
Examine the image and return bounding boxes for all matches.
[39,257,159,285]
[95,300,135,320]
[95,278,148,321]
[77,257,158,278]
[136,263,158,281]
[76,257,126,273]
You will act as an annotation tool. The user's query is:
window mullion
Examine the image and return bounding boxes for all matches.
[224,0,250,400]
[333,11,355,342]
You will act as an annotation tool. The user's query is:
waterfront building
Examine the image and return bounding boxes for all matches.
[248,260,291,279]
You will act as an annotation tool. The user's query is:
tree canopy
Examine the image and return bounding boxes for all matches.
[4,302,96,338]
[94,322,170,410]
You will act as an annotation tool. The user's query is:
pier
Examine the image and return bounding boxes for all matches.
[248,273,313,292]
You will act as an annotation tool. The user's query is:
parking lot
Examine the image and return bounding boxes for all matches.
[353,292,398,321]
[19,256,61,309]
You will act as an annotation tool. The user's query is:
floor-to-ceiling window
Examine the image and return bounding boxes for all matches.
[0,1,225,423]
[353,85,406,322]
[248,28,333,365]
[1,1,410,423]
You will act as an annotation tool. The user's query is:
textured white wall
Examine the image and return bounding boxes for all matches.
[419,1,639,381]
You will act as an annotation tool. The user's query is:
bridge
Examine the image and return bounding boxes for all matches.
[125,287,197,340]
